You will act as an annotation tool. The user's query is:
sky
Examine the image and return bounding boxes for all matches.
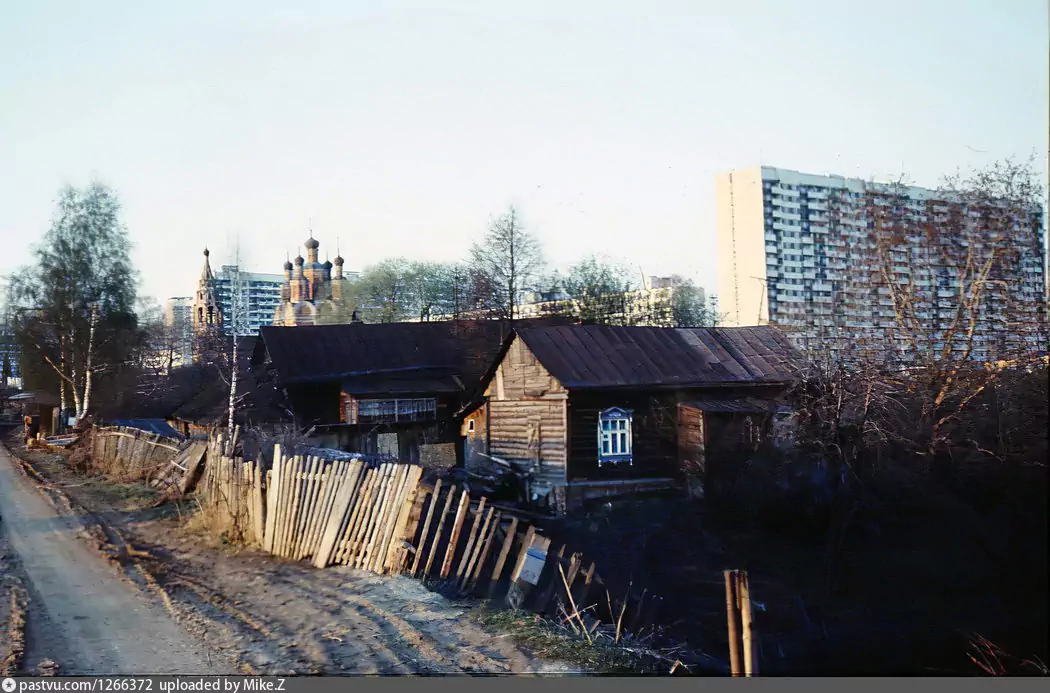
[2,0,1047,306]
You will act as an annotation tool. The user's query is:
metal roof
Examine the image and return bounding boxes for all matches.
[515,325,799,390]
[109,419,184,439]
[258,319,571,390]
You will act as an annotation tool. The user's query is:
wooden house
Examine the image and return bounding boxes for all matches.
[253,319,570,464]
[460,324,800,514]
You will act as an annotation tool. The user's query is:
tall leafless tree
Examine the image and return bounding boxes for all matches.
[469,206,544,319]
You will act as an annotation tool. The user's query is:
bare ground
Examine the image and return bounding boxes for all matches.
[6,439,577,676]
[0,445,229,674]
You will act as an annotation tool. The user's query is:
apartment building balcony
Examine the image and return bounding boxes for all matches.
[766,244,779,254]
[802,271,817,279]
[801,247,815,256]
[772,221,798,231]
[772,186,801,197]
[772,197,802,209]
[765,231,777,242]
[810,224,829,234]
[773,209,803,222]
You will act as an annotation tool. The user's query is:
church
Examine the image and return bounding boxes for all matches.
[272,235,357,326]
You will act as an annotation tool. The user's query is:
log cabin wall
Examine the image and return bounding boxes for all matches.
[567,392,680,481]
[481,337,568,491]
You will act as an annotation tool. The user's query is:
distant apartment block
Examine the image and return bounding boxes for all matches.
[716,166,1047,360]
[213,266,285,336]
[163,297,194,367]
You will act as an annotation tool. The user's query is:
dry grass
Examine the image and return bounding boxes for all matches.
[471,605,678,674]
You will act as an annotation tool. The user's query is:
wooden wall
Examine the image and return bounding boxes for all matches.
[567,392,679,482]
[479,337,568,490]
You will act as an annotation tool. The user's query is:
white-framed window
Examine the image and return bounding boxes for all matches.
[598,407,633,466]
[467,419,475,433]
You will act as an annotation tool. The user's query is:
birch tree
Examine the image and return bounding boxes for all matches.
[7,183,138,425]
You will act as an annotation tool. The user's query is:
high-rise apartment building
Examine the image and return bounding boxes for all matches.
[716,166,1047,360]
[163,297,194,367]
[213,265,286,336]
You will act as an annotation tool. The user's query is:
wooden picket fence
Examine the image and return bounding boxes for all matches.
[198,441,426,574]
[195,437,661,639]
[90,426,183,482]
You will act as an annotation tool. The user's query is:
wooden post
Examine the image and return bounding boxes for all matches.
[423,483,457,579]
[467,510,500,592]
[440,490,470,579]
[738,570,755,677]
[725,569,743,677]
[455,497,487,580]
[488,517,519,597]
[411,479,442,576]
[461,506,495,590]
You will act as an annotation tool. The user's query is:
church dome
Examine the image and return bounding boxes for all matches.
[294,254,304,265]
[333,254,344,266]
[304,236,320,250]
[283,260,293,271]
[323,260,333,271]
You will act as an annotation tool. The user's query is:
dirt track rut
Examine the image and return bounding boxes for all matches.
[0,446,229,674]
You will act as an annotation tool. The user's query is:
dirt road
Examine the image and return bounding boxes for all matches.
[5,441,575,675]
[0,446,229,674]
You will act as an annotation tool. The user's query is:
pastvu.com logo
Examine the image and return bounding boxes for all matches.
[2,677,16,692]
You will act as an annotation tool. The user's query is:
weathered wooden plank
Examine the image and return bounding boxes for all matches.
[336,465,378,565]
[370,465,411,573]
[455,497,488,580]
[301,460,343,560]
[289,457,317,558]
[463,507,496,591]
[296,458,330,559]
[422,483,456,579]
[488,517,519,597]
[354,465,395,569]
[439,489,469,580]
[276,456,301,557]
[312,462,360,568]
[338,465,380,565]
[381,465,423,573]
[410,479,441,576]
[267,448,287,554]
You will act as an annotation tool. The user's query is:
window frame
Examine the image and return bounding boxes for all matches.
[597,407,634,467]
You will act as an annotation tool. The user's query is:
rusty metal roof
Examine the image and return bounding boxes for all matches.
[258,319,571,390]
[516,325,799,390]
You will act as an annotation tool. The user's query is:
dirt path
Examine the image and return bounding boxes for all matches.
[5,441,575,675]
[0,446,230,675]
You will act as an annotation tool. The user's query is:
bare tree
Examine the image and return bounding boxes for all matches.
[856,159,1048,460]
[469,206,544,319]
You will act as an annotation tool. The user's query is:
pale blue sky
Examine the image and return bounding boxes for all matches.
[2,0,1047,304]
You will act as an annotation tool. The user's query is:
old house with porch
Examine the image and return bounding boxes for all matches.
[460,324,800,514]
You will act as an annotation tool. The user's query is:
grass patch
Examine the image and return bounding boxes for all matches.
[471,605,661,674]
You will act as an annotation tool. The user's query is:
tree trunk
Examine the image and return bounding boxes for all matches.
[77,303,99,423]
[227,335,238,436]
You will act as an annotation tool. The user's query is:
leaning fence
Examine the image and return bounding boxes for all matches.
[89,426,183,482]
[195,432,664,635]
[193,432,766,673]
